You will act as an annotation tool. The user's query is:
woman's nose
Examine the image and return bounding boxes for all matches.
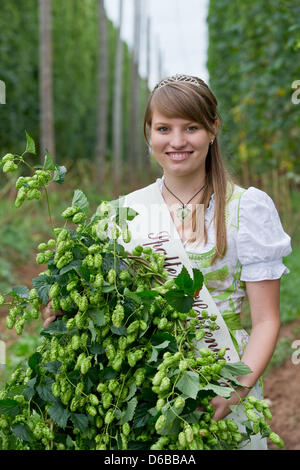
[169,131,187,149]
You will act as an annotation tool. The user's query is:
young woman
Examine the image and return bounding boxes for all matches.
[42,74,292,449]
[142,74,292,448]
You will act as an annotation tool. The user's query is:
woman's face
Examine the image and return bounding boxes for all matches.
[150,110,216,179]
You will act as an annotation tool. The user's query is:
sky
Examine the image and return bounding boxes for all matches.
[104,0,209,90]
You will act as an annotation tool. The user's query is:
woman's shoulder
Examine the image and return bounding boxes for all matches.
[235,185,292,279]
[228,183,275,208]
[238,185,280,215]
[237,184,292,253]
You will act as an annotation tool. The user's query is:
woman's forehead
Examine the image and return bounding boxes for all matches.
[151,110,198,125]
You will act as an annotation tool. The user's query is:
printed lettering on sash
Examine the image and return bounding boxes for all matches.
[117,181,240,363]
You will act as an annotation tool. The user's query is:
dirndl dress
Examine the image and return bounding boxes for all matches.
[157,177,292,450]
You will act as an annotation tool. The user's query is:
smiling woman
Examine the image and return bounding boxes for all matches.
[144,75,228,259]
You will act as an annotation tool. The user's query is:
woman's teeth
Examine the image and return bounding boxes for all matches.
[167,152,192,160]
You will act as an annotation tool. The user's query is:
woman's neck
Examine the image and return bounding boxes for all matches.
[162,173,207,203]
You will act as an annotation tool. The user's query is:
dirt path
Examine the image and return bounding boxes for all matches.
[263,319,300,450]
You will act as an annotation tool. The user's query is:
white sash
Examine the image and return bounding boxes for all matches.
[119,181,240,363]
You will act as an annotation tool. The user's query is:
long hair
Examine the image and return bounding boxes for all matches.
[143,77,236,266]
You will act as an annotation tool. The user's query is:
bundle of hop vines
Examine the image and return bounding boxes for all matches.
[0,134,284,450]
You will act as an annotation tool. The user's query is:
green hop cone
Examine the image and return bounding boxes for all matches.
[6,315,15,329]
[71,335,80,351]
[178,431,187,448]
[78,295,88,312]
[184,425,194,444]
[156,398,165,412]
[88,244,101,254]
[245,409,259,423]
[155,415,166,432]
[112,304,124,328]
[80,356,91,374]
[107,269,116,285]
[174,396,185,410]
[122,423,130,437]
[86,405,97,417]
[62,206,79,219]
[104,409,115,425]
[36,253,46,265]
[35,170,51,185]
[56,251,73,269]
[152,370,164,387]
[49,283,60,299]
[3,160,18,173]
[269,432,284,449]
[66,317,75,330]
[27,189,41,201]
[15,317,25,335]
[15,187,28,208]
[38,242,47,251]
[47,239,56,248]
[159,376,171,392]
[132,245,143,256]
[89,394,99,406]
[72,212,86,224]
[16,176,26,189]
[133,368,145,387]
[2,153,14,163]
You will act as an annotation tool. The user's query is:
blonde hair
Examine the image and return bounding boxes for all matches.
[143,76,235,266]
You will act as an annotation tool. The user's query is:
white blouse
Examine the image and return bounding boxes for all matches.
[157,177,292,282]
[237,187,292,281]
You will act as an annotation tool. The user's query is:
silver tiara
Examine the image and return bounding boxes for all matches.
[152,74,203,93]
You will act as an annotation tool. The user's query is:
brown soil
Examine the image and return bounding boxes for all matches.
[263,319,300,450]
[1,262,300,450]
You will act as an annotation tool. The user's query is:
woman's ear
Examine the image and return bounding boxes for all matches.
[214,120,218,135]
[210,120,218,141]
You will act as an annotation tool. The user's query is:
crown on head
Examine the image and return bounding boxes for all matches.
[152,74,203,93]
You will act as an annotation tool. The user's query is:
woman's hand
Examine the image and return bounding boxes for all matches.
[209,395,238,421]
[210,384,251,421]
[197,386,250,421]
[41,301,64,328]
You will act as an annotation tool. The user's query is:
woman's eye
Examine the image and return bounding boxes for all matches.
[187,126,198,132]
[157,127,169,132]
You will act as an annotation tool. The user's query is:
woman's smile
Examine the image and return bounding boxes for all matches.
[166,151,194,161]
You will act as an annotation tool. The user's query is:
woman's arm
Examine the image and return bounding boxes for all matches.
[41,301,64,328]
[210,278,281,421]
[238,278,281,388]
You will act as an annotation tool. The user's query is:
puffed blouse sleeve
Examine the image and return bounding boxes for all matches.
[237,187,292,281]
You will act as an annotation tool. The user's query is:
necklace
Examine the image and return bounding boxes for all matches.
[163,180,207,221]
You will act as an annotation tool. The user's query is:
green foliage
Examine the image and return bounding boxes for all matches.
[0,332,43,387]
[0,0,149,169]
[0,135,283,450]
[0,0,39,157]
[279,246,300,323]
[207,0,300,176]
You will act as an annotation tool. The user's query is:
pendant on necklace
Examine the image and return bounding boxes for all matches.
[176,206,191,221]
